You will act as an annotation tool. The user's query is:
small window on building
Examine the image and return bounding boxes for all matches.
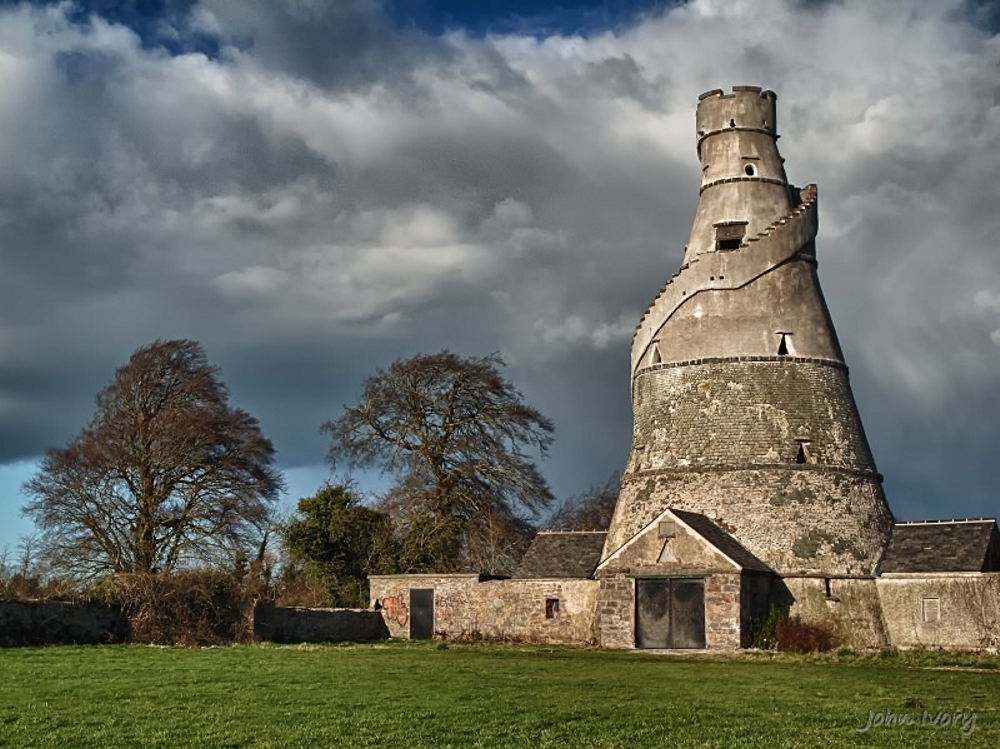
[744,164,756,177]
[714,221,747,252]
[922,597,941,623]
[777,332,792,356]
[545,598,560,619]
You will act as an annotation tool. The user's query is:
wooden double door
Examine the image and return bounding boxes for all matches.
[635,578,706,649]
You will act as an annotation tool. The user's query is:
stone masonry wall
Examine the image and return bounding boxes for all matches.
[0,601,127,646]
[610,469,890,576]
[475,579,599,644]
[876,574,1000,650]
[369,574,599,645]
[783,577,889,649]
[607,358,892,576]
[597,575,634,649]
[253,602,389,644]
[704,573,742,649]
[630,360,875,470]
[369,574,481,639]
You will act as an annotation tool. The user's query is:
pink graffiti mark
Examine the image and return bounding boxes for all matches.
[381,596,408,626]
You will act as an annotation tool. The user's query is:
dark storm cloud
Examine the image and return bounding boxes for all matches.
[1,0,999,548]
[201,0,458,92]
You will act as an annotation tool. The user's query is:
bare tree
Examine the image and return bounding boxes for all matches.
[22,339,283,578]
[323,350,554,572]
[545,476,619,531]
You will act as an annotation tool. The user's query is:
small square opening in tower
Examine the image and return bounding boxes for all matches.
[714,221,747,252]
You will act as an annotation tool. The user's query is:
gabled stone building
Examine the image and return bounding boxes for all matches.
[370,87,1000,651]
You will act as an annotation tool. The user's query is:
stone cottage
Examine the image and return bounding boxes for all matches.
[370,86,1000,650]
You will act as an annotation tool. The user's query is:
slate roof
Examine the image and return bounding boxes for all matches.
[513,531,607,579]
[880,519,1000,573]
[670,509,775,573]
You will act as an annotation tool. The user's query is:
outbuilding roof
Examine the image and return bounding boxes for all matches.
[513,531,607,579]
[880,519,1000,573]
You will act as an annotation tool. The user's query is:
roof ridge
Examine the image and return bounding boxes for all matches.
[895,518,996,525]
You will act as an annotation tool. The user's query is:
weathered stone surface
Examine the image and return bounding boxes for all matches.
[369,574,599,645]
[608,85,892,579]
[876,573,1000,650]
[609,468,890,576]
[0,601,127,646]
[782,577,889,649]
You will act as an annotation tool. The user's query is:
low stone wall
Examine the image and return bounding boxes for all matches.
[876,573,1000,650]
[0,600,127,646]
[369,575,600,645]
[475,579,599,644]
[253,602,389,644]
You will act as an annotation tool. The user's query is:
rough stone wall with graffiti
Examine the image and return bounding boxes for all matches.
[369,574,599,645]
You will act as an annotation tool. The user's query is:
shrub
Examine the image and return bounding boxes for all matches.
[99,570,255,646]
[746,605,782,649]
[0,574,78,602]
[775,614,836,653]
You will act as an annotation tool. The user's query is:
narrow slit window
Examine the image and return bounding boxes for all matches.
[545,598,560,619]
[795,441,812,464]
[777,333,791,356]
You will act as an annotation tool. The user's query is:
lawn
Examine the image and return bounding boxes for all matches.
[0,642,997,748]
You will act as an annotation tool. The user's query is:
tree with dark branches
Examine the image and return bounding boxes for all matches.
[544,476,619,532]
[22,339,284,578]
[322,350,554,573]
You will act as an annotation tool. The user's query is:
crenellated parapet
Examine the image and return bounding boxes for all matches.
[696,86,778,148]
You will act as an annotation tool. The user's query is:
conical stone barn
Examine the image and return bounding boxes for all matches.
[369,87,1000,652]
[605,85,893,576]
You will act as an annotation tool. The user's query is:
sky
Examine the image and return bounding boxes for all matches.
[1,0,1000,558]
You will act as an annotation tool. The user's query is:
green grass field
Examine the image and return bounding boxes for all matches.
[0,642,997,748]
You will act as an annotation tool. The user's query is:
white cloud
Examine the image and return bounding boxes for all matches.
[2,0,1000,540]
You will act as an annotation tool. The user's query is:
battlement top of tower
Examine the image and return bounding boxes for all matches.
[696,85,778,139]
[698,85,776,102]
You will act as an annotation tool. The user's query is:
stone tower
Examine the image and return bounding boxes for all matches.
[604,86,893,576]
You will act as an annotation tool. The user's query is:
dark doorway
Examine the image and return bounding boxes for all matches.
[635,578,706,649]
[409,588,434,640]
